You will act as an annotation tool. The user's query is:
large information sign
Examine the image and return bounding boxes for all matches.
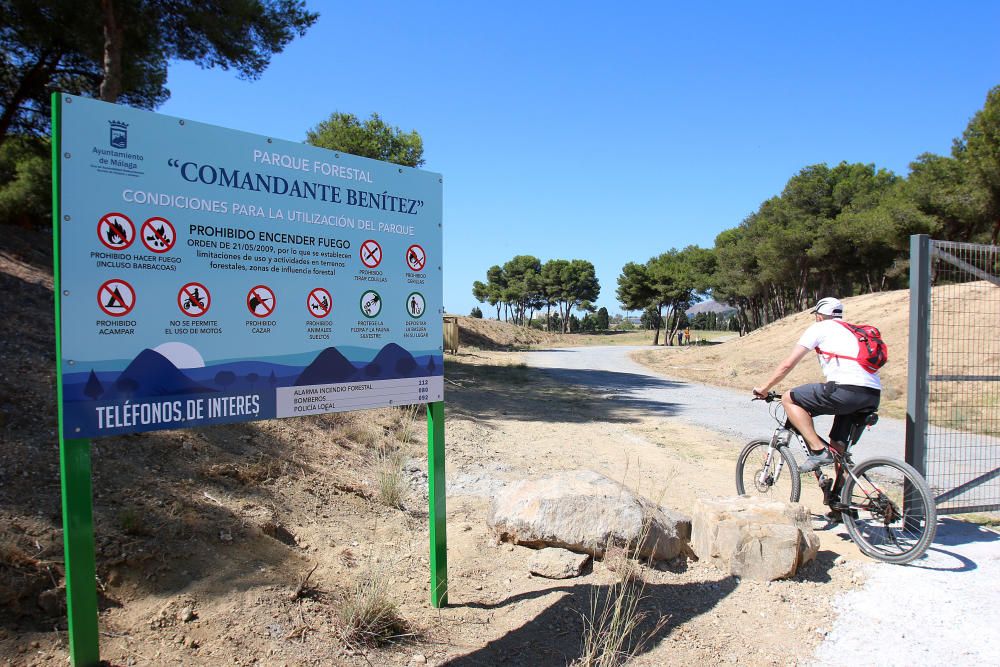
[56,95,443,439]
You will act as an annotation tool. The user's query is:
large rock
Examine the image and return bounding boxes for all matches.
[691,496,819,581]
[488,470,691,561]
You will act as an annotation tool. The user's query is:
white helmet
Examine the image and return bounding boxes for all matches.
[811,297,843,318]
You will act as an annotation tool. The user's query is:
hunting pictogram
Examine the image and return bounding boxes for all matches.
[140,217,176,253]
[177,282,211,317]
[98,213,135,250]
[360,239,382,268]
[247,285,276,318]
[360,290,382,318]
[97,279,136,317]
[308,288,332,318]
[406,244,426,271]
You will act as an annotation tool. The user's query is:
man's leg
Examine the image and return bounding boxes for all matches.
[781,393,828,453]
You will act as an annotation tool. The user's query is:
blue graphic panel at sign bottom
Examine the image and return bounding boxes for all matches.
[61,344,443,438]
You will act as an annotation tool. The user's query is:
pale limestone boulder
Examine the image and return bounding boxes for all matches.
[691,496,819,581]
[528,547,591,579]
[488,470,691,561]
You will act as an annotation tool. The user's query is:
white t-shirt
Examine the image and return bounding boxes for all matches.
[796,319,881,390]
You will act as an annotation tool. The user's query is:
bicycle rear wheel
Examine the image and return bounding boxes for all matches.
[839,457,937,564]
[736,438,801,502]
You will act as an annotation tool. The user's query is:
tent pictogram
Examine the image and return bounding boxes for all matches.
[406,292,426,318]
[97,212,135,250]
[406,244,426,271]
[360,290,382,318]
[247,285,276,318]
[140,216,176,253]
[360,239,382,268]
[97,279,136,317]
[307,288,332,318]
[177,282,211,317]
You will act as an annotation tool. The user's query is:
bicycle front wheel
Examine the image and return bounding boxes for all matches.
[736,439,801,502]
[840,457,937,564]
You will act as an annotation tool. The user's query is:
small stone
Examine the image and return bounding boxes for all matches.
[411,654,427,664]
[528,548,591,579]
[178,607,196,623]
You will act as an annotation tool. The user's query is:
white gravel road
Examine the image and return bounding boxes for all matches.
[523,345,1000,665]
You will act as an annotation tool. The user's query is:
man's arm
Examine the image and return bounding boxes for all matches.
[753,345,811,397]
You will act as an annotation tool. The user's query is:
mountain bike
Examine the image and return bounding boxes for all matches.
[735,392,937,564]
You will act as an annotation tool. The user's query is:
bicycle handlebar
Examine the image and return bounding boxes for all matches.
[752,391,782,403]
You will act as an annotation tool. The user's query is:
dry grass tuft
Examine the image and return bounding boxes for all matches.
[374,444,407,508]
[574,518,667,667]
[337,564,409,647]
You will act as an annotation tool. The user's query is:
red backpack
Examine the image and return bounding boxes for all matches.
[815,320,888,374]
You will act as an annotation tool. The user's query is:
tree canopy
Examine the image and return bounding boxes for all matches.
[639,85,1000,334]
[0,0,318,147]
[306,112,425,167]
[473,256,600,332]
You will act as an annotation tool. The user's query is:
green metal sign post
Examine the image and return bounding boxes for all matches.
[427,400,448,607]
[52,93,101,665]
[58,439,101,665]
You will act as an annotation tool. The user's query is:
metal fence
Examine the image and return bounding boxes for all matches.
[908,235,1000,514]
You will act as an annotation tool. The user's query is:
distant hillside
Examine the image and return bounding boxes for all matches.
[449,315,564,350]
[686,300,737,316]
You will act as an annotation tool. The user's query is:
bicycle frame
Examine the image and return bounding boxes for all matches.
[761,395,883,514]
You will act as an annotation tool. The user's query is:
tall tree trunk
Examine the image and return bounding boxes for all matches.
[100,0,124,102]
[0,52,61,151]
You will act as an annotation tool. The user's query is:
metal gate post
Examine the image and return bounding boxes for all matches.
[906,234,931,477]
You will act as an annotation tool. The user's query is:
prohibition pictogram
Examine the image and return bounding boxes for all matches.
[97,212,135,250]
[406,292,426,318]
[406,244,426,272]
[97,279,136,317]
[177,282,211,317]
[359,239,382,268]
[360,290,382,318]
[307,287,332,318]
[247,285,276,318]
[140,216,176,253]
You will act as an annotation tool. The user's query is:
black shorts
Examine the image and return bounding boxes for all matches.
[788,381,880,444]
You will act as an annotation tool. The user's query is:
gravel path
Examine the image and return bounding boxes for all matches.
[523,345,906,461]
[523,345,1000,665]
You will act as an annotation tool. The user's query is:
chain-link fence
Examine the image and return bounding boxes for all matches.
[908,235,1000,514]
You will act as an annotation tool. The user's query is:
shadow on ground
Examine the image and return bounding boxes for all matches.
[442,575,739,666]
[444,358,685,424]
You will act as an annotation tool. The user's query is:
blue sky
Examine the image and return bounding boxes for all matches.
[158,1,1000,317]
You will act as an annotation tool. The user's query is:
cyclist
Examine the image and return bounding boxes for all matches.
[752,297,881,472]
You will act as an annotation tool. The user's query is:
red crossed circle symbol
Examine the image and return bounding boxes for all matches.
[97,279,136,317]
[140,217,176,254]
[247,285,276,318]
[360,239,382,268]
[177,282,211,317]
[98,212,135,250]
[406,244,426,271]
[307,287,332,318]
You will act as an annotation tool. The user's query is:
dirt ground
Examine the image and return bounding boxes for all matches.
[2,226,871,666]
